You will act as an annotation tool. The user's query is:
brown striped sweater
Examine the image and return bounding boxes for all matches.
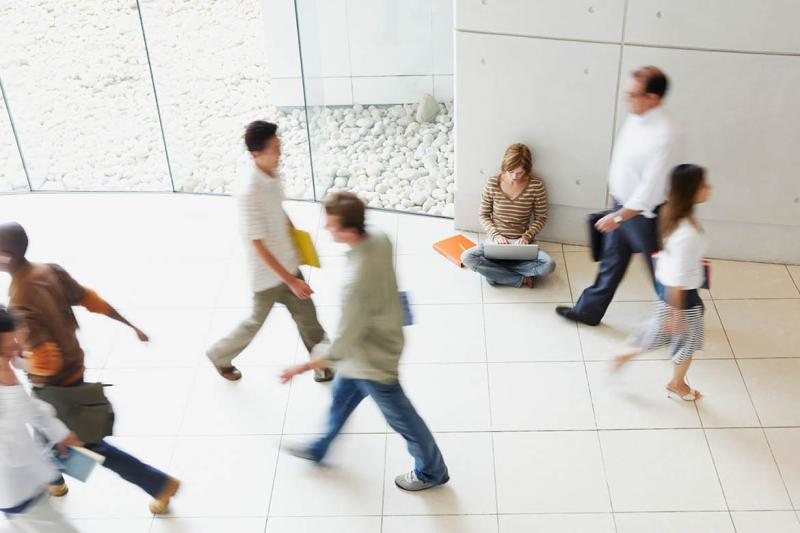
[479,174,548,242]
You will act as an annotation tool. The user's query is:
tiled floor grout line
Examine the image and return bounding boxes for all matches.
[147,365,197,530]
[263,357,298,529]
[91,354,800,373]
[711,295,800,515]
[563,242,619,532]
[73,510,800,521]
[692,376,738,531]
[787,264,800,294]
[378,431,389,532]
[478,261,503,533]
[379,198,396,533]
[106,425,800,439]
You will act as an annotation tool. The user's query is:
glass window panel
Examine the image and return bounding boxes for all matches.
[0,88,28,192]
[0,1,171,191]
[138,0,312,198]
[296,0,455,216]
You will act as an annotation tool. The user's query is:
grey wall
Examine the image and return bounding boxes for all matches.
[453,0,800,264]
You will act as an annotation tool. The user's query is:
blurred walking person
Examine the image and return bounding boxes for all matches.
[280,193,449,491]
[206,120,332,382]
[557,66,681,325]
[0,222,180,514]
[0,306,82,532]
[614,164,711,400]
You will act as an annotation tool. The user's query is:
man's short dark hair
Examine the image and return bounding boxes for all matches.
[324,192,367,235]
[0,306,15,333]
[244,120,278,152]
[633,66,669,99]
[0,222,28,260]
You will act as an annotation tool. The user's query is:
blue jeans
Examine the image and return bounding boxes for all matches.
[309,376,449,485]
[52,440,169,498]
[461,244,556,287]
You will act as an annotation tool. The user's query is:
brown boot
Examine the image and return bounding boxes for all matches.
[207,354,242,381]
[47,482,69,497]
[149,476,180,515]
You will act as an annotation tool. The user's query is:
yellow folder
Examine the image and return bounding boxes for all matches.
[291,228,320,268]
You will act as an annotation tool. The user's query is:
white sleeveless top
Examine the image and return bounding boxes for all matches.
[655,219,708,290]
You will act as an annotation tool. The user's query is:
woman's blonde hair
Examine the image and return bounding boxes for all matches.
[500,143,533,176]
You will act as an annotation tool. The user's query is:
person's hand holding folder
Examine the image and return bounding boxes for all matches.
[56,432,83,458]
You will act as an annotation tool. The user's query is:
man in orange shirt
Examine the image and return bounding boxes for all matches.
[0,222,180,515]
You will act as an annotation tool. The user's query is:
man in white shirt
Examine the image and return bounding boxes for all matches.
[206,121,332,382]
[557,66,681,325]
[0,306,81,532]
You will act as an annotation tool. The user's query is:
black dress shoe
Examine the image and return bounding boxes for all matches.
[555,306,600,326]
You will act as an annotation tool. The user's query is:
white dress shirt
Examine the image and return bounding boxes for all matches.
[608,107,681,218]
[656,219,708,289]
[237,166,299,293]
[1,385,70,509]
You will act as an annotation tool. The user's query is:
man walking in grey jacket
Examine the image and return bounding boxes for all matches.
[280,193,449,492]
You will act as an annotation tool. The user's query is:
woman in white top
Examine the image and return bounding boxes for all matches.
[0,307,81,532]
[614,164,711,400]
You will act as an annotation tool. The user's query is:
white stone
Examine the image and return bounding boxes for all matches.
[365,163,383,178]
[399,168,417,181]
[431,133,448,149]
[442,203,455,218]
[356,117,374,128]
[405,122,420,135]
[415,93,440,123]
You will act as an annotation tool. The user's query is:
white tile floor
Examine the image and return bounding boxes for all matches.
[2,193,800,532]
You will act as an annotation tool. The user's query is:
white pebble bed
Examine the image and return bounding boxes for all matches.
[282,96,455,216]
[0,0,455,217]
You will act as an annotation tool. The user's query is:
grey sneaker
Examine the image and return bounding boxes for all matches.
[394,470,442,491]
[313,368,334,383]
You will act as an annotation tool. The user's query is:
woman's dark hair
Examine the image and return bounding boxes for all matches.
[659,164,706,248]
[244,120,278,152]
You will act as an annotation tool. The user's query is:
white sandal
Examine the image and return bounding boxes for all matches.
[666,387,701,401]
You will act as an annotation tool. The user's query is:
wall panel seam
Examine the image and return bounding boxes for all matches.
[456,29,800,58]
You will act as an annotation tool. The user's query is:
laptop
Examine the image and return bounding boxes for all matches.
[483,243,540,261]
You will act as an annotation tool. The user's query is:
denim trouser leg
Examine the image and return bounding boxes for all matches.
[503,250,557,278]
[574,204,659,323]
[462,245,556,287]
[308,376,367,461]
[363,380,449,484]
[87,440,169,497]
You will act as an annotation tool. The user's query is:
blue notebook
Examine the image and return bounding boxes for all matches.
[399,291,414,326]
[53,446,105,482]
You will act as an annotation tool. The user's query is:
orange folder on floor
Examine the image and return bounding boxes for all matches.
[433,234,477,268]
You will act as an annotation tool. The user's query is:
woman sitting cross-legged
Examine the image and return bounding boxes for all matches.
[461,143,556,288]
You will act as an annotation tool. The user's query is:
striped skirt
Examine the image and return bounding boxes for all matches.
[629,292,705,365]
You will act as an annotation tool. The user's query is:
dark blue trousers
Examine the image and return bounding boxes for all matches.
[573,204,660,324]
[51,440,169,497]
